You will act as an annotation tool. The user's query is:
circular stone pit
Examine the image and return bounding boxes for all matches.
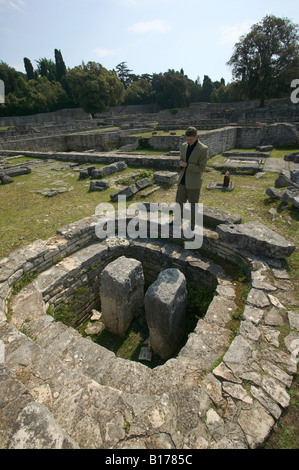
[0,214,298,449]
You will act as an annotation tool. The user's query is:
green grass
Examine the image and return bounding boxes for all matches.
[0,161,147,258]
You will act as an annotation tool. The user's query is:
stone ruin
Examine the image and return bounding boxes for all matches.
[266,169,299,209]
[0,207,298,449]
[145,268,187,360]
[100,258,188,360]
[0,103,298,449]
[100,256,144,338]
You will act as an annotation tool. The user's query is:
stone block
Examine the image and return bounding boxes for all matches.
[99,161,127,177]
[275,170,294,188]
[284,152,299,162]
[110,178,152,201]
[100,256,144,337]
[203,206,241,228]
[206,182,234,191]
[79,171,89,180]
[216,221,295,259]
[266,187,285,200]
[89,180,109,192]
[0,175,14,185]
[281,187,299,208]
[256,146,273,152]
[145,268,187,360]
[291,170,299,185]
[153,171,178,185]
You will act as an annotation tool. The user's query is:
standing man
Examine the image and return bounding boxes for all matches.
[176,126,209,229]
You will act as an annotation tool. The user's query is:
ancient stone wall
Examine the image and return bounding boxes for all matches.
[0,108,88,126]
[1,123,297,154]
[236,123,299,148]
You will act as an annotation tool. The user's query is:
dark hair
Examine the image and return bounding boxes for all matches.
[185,126,198,137]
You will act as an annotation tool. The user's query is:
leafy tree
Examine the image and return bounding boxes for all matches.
[227,15,299,106]
[151,69,190,108]
[187,78,202,102]
[66,61,124,113]
[123,78,153,105]
[36,58,57,81]
[0,61,24,95]
[116,62,133,88]
[24,57,36,80]
[2,75,70,116]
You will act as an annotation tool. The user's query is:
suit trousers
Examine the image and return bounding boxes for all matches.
[175,184,201,227]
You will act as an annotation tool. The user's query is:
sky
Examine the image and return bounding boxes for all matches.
[0,0,299,84]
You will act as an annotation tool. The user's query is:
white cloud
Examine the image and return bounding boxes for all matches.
[119,0,138,6]
[218,20,254,46]
[128,19,171,34]
[93,48,116,59]
[0,0,25,12]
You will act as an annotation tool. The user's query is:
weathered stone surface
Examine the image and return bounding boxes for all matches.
[0,175,14,184]
[261,376,290,408]
[85,321,103,335]
[284,152,299,162]
[223,151,270,159]
[223,335,253,374]
[281,186,299,208]
[89,180,109,192]
[202,206,242,228]
[238,403,275,448]
[246,288,270,309]
[264,307,285,326]
[10,283,47,329]
[8,402,79,449]
[206,181,235,191]
[180,320,231,369]
[145,269,187,360]
[79,170,89,180]
[153,171,178,185]
[216,221,296,258]
[291,169,299,185]
[110,178,152,201]
[250,386,282,420]
[212,362,242,384]
[257,146,273,152]
[99,161,127,176]
[275,170,299,189]
[100,256,144,337]
[200,373,226,407]
[288,311,299,331]
[266,187,285,200]
[0,209,297,450]
[222,382,253,404]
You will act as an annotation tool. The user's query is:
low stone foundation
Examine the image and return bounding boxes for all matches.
[0,213,298,449]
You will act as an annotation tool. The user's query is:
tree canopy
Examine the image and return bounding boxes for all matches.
[227,14,299,106]
[66,62,124,114]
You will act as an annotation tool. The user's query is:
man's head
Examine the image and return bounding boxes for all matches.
[185,126,198,146]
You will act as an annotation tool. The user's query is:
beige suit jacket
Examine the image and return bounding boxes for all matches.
[178,140,209,190]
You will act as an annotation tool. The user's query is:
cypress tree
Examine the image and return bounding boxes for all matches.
[24,57,35,80]
[54,49,67,82]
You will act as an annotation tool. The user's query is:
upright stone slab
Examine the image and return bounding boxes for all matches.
[100,256,144,337]
[145,268,187,360]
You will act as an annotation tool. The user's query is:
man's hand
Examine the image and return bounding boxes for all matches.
[180,161,188,168]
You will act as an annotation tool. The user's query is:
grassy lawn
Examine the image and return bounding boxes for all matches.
[1,148,298,448]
